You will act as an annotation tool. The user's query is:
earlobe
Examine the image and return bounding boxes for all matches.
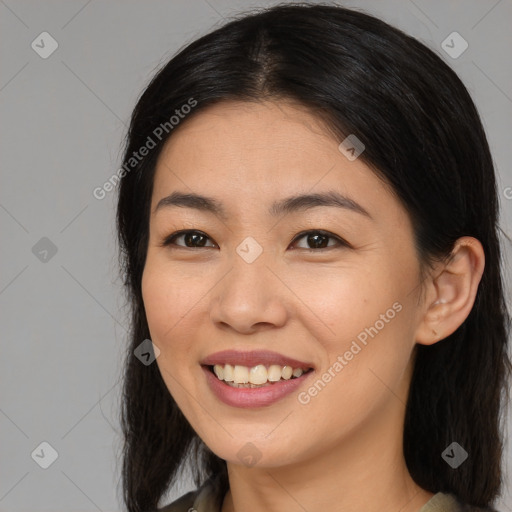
[415,237,485,346]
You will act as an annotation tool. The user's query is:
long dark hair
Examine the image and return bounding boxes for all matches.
[116,3,511,511]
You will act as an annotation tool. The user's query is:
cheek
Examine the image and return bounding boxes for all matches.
[141,259,204,414]
[141,258,201,360]
[294,307,414,448]
[294,260,416,397]
[283,259,407,348]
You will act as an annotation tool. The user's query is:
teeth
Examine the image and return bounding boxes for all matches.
[213,364,224,380]
[233,365,249,383]
[249,364,267,385]
[292,368,303,378]
[210,363,310,385]
[223,364,234,382]
[282,366,293,380]
[267,365,282,382]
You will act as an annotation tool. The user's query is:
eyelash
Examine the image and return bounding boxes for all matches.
[160,229,350,251]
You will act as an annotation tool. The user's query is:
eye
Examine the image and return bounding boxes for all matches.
[290,230,349,250]
[160,229,349,250]
[161,230,216,248]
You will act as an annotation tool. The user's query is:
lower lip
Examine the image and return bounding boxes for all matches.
[202,366,313,408]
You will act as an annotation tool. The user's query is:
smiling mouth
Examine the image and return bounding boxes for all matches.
[206,363,314,388]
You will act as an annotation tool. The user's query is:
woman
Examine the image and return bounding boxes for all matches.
[116,3,511,512]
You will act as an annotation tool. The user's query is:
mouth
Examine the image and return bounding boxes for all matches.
[200,349,315,386]
[204,363,314,388]
[200,350,315,408]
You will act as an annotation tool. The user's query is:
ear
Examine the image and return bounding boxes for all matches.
[415,236,485,346]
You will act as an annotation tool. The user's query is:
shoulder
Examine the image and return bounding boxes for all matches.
[157,475,225,512]
[421,493,501,512]
[157,489,197,512]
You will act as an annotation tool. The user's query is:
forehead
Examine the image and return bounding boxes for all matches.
[155,100,365,185]
[157,100,337,171]
[150,100,401,224]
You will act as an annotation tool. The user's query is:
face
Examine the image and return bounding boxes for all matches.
[142,99,425,468]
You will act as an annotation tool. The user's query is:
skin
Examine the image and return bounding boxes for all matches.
[141,99,485,512]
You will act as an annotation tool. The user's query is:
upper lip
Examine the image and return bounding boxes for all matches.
[201,350,314,369]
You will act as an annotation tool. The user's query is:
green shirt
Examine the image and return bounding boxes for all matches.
[158,476,495,512]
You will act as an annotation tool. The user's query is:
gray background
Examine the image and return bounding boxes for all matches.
[1,0,511,510]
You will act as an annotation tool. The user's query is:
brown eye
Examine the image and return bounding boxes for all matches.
[161,229,348,251]
[290,230,348,250]
[162,230,216,248]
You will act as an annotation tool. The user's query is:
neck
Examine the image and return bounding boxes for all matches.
[221,375,433,512]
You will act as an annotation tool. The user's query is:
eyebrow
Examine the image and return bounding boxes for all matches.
[154,190,372,220]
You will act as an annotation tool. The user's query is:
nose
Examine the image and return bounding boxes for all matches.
[209,257,289,334]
